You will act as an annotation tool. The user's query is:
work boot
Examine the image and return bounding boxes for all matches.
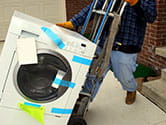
[125,91,136,105]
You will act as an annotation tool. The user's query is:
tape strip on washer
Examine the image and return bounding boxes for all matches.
[41,27,65,49]
[52,78,76,88]
[51,108,73,114]
[24,102,41,108]
[72,56,92,66]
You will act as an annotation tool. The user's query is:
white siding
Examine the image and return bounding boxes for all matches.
[0,0,66,40]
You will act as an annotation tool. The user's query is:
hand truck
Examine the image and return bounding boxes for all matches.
[68,0,127,124]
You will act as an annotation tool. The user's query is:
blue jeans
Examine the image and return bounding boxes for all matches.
[82,47,138,101]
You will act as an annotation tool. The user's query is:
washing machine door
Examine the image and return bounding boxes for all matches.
[14,49,72,103]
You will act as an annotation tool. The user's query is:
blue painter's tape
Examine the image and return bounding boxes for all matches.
[41,27,65,49]
[24,102,41,108]
[51,108,73,114]
[72,56,92,66]
[53,78,76,88]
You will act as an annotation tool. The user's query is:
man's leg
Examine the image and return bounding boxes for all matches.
[82,46,111,101]
[110,51,138,104]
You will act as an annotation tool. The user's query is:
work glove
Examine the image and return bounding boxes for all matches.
[56,21,75,30]
[125,0,139,6]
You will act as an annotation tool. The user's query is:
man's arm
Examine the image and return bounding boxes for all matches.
[70,0,105,29]
[133,0,157,23]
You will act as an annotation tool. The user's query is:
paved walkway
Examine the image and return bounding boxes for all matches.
[0,42,3,54]
[85,71,166,125]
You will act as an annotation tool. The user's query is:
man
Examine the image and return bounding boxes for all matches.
[57,0,157,104]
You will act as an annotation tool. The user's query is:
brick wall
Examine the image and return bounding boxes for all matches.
[66,0,91,20]
[66,0,166,74]
[137,0,166,74]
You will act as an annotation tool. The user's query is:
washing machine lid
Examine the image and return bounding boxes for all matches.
[15,50,72,103]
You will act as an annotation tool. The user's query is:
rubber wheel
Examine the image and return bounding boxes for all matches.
[68,117,87,125]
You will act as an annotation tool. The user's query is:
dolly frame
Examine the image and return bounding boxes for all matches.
[68,0,127,125]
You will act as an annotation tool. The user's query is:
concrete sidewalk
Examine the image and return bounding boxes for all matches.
[85,71,166,125]
[0,42,3,54]
[0,42,166,125]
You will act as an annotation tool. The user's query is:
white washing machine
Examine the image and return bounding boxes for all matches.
[0,11,96,125]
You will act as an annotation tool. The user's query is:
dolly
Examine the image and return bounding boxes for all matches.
[68,0,127,124]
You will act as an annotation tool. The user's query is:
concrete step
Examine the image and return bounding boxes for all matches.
[161,68,166,81]
[141,69,166,112]
[155,46,166,58]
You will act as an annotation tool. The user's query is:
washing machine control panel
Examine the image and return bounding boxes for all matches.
[65,41,87,55]
[9,11,97,58]
[49,26,97,57]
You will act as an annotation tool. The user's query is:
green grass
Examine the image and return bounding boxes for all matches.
[133,64,157,78]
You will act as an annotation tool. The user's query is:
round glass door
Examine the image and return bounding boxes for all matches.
[14,50,72,103]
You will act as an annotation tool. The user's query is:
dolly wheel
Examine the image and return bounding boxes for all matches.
[68,117,87,125]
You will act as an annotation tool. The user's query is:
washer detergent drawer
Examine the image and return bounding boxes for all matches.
[0,49,81,117]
